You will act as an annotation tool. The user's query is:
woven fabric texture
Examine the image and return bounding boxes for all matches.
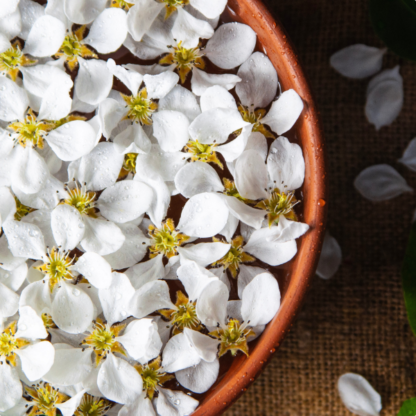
[224,0,416,415]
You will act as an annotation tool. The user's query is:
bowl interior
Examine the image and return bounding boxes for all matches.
[193,1,326,414]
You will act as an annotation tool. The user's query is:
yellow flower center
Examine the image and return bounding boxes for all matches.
[64,184,97,216]
[7,109,54,149]
[223,178,254,203]
[111,0,135,9]
[25,383,69,416]
[75,394,112,416]
[212,236,255,278]
[14,197,34,221]
[36,247,76,292]
[0,41,36,81]
[162,0,190,18]
[159,42,205,83]
[123,152,138,174]
[61,34,83,59]
[149,219,190,259]
[238,105,274,139]
[0,322,29,366]
[185,140,223,169]
[41,313,56,329]
[255,188,298,226]
[122,88,158,125]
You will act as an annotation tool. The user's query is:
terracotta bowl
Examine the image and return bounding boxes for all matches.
[193,0,327,414]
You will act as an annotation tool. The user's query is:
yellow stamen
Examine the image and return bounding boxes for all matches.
[81,319,127,366]
[75,394,112,416]
[161,0,190,19]
[159,291,202,335]
[42,313,57,329]
[110,0,135,10]
[0,40,37,81]
[25,382,70,416]
[159,42,205,84]
[238,105,275,139]
[14,197,34,221]
[134,357,174,400]
[184,140,223,169]
[255,188,298,227]
[148,219,190,259]
[212,236,255,278]
[63,183,97,217]
[51,114,87,129]
[7,109,54,149]
[223,178,255,203]
[121,88,158,125]
[0,322,29,366]
[209,319,255,357]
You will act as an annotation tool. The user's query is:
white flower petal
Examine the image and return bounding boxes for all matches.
[119,394,156,416]
[23,15,65,57]
[196,280,228,327]
[330,45,386,79]
[178,192,229,237]
[205,22,256,69]
[156,387,199,416]
[97,180,153,224]
[116,319,162,364]
[159,85,201,122]
[176,358,219,393]
[72,142,124,191]
[0,262,27,292]
[261,89,304,135]
[43,344,93,386]
[218,212,239,242]
[235,149,268,199]
[3,220,46,260]
[191,67,241,96]
[37,144,62,175]
[51,205,85,251]
[0,77,29,122]
[19,280,52,317]
[15,341,55,381]
[114,123,152,155]
[144,71,179,100]
[129,280,175,319]
[267,136,305,191]
[98,98,125,140]
[38,77,73,121]
[190,0,227,19]
[0,8,21,40]
[0,33,10,53]
[64,0,106,24]
[316,231,342,280]
[83,8,128,54]
[354,164,412,201]
[0,282,19,318]
[0,235,27,272]
[97,353,142,405]
[127,0,164,42]
[245,131,268,160]
[338,373,382,416]
[172,8,213,49]
[241,272,280,326]
[178,242,230,268]
[399,138,416,172]
[103,223,149,270]
[107,59,143,96]
[365,66,403,130]
[184,327,218,361]
[236,52,278,109]
[125,255,165,290]
[52,282,94,334]
[15,305,47,340]
[0,363,22,412]
[265,216,309,243]
[124,33,169,60]
[56,389,87,416]
[18,0,46,40]
[244,227,298,266]
[200,85,237,112]
[98,272,135,325]
[0,0,19,19]
[75,58,113,106]
[237,264,267,299]
[81,217,125,256]
[74,252,112,289]
[0,186,16,225]
[152,110,189,152]
[174,162,223,198]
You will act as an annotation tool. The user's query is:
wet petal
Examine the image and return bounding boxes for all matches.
[114,123,151,155]
[0,363,22,412]
[74,252,112,289]
[18,0,46,40]
[107,59,143,96]
[189,0,227,19]
[316,231,342,280]
[15,305,47,340]
[338,373,382,416]
[19,280,52,316]
[0,33,10,53]
[153,110,190,152]
[98,98,126,140]
[0,282,19,318]
[56,389,86,416]
[176,358,219,393]
[216,125,252,162]
[0,0,19,19]
[127,0,164,42]
[200,85,237,112]
[159,85,201,122]
[265,216,309,243]
[330,44,386,79]
[237,264,267,299]
[178,242,230,268]
[191,67,241,96]
[144,71,179,100]
[0,262,27,292]
[119,394,156,416]
[196,280,229,327]
[51,205,85,251]
[399,138,416,172]
[125,255,165,290]
[354,164,412,201]
[0,186,16,226]
[63,0,106,24]
[0,77,29,122]
[156,387,199,416]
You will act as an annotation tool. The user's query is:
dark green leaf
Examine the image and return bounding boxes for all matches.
[397,397,416,416]
[369,0,416,61]
[402,221,416,336]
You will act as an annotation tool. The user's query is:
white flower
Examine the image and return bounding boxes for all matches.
[0,0,22,43]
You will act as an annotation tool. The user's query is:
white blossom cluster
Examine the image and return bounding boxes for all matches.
[0,0,308,415]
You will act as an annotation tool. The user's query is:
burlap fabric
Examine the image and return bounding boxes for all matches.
[225,0,416,414]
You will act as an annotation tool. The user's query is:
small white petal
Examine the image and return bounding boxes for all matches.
[245,131,268,161]
[38,78,73,121]
[15,305,47,340]
[338,373,382,416]
[0,33,10,53]
[265,216,309,243]
[97,180,153,224]
[0,186,16,225]
[176,358,219,393]
[205,22,256,69]
[354,164,412,201]
[125,255,165,290]
[74,252,112,289]
[98,98,126,140]
[0,0,19,19]
[0,282,19,318]
[189,0,227,19]
[237,264,267,299]
[51,205,85,251]
[162,333,201,373]
[0,8,21,40]
[178,192,229,237]
[83,8,128,54]
[114,123,151,155]
[365,66,403,130]
[399,138,416,172]
[75,58,113,106]
[119,394,156,416]
[330,45,386,79]
[178,242,230,268]
[15,341,55,381]
[262,89,304,135]
[52,282,94,334]
[98,272,135,325]
[316,232,342,280]
[64,0,106,24]
[219,212,239,242]
[19,280,52,317]
[174,162,224,198]
[127,0,164,42]
[129,280,175,319]
[241,272,280,326]
[196,280,229,327]
[97,353,142,405]
[152,110,189,152]
[200,85,237,112]
[0,235,26,272]
[159,85,201,122]
[236,52,278,109]
[191,67,241,96]
[0,262,27,292]
[0,77,29,122]
[0,363,22,412]
[107,59,143,96]
[56,389,87,416]
[156,387,199,416]
[144,71,179,100]
[23,15,65,57]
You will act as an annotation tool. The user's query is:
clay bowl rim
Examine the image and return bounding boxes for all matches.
[192,0,327,414]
